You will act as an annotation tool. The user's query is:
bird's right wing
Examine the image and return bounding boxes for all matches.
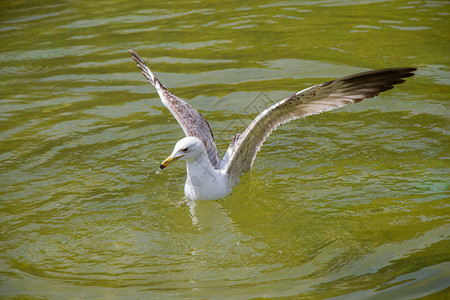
[129,49,221,168]
[224,67,416,179]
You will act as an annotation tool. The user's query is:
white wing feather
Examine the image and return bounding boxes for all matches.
[224,67,416,179]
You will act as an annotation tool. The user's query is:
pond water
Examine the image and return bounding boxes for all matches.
[1,0,449,299]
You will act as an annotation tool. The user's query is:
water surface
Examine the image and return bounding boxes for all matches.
[1,0,449,299]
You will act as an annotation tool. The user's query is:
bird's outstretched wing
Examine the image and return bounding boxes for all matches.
[224,67,416,178]
[129,49,220,168]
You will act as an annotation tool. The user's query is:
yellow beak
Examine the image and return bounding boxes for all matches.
[160,155,183,169]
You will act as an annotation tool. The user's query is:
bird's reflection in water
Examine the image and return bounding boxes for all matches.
[186,199,235,231]
[183,198,256,267]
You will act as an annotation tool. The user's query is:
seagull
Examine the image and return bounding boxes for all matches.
[129,49,416,200]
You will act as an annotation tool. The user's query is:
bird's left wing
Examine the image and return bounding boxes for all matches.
[129,49,220,168]
[224,67,416,179]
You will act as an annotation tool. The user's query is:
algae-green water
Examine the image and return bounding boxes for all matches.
[1,0,449,299]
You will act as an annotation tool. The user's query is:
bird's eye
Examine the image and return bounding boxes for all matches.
[182,147,189,152]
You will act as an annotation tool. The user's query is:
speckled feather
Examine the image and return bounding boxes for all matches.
[224,67,416,178]
[129,49,415,183]
[129,49,221,168]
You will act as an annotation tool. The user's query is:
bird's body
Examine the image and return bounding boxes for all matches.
[185,158,230,200]
[130,49,416,200]
[178,137,232,200]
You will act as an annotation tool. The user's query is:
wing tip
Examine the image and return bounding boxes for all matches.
[129,49,159,87]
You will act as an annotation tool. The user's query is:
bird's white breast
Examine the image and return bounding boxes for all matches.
[184,165,231,200]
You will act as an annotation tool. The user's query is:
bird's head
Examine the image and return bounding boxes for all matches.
[160,136,205,169]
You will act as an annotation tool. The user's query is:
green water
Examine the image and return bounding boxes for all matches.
[1,0,449,299]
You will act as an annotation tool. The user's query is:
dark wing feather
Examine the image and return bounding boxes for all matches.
[129,49,220,168]
[224,67,416,179]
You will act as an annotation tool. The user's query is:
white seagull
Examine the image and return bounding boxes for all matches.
[130,49,416,200]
